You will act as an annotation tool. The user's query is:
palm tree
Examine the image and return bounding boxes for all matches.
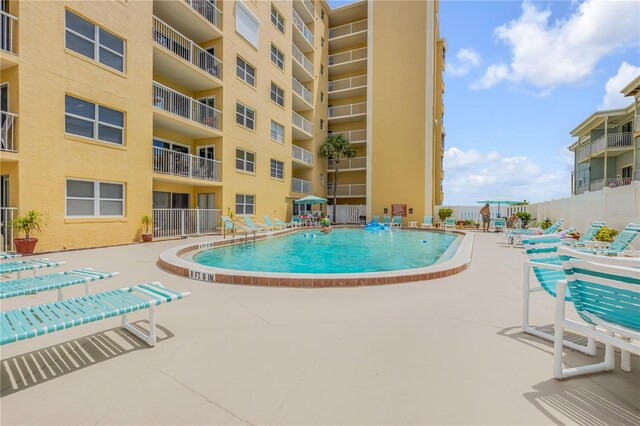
[318,134,356,223]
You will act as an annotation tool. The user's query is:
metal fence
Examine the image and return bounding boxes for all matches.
[153,82,222,131]
[0,10,16,54]
[184,0,222,30]
[1,111,17,152]
[153,147,221,181]
[153,208,221,239]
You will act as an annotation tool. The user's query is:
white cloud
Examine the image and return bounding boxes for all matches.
[446,48,482,77]
[471,0,640,90]
[599,62,640,109]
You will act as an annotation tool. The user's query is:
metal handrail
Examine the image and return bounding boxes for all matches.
[223,218,256,243]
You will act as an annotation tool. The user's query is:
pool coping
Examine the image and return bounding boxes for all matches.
[157,227,474,287]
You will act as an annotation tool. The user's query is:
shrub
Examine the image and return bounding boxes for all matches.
[516,211,532,228]
[9,210,47,240]
[595,226,618,242]
[540,218,553,230]
[463,220,474,226]
[438,208,453,222]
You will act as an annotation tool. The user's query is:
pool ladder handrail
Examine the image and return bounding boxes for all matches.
[223,218,256,244]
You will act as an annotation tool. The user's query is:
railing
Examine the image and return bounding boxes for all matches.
[329,47,367,66]
[604,177,635,188]
[292,111,313,135]
[329,19,367,39]
[0,9,16,54]
[328,102,367,118]
[328,157,366,170]
[153,147,221,181]
[328,75,367,92]
[153,82,222,131]
[330,129,366,144]
[292,145,313,165]
[291,178,312,194]
[575,132,633,162]
[0,207,17,252]
[184,0,222,30]
[153,16,222,80]
[292,78,313,105]
[606,132,632,148]
[301,0,314,17]
[153,208,221,239]
[292,43,314,76]
[327,184,366,197]
[292,8,314,46]
[0,111,17,152]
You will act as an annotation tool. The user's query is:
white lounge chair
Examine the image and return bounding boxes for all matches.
[0,258,66,278]
[420,216,434,229]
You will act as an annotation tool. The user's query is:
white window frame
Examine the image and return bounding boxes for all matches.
[153,137,190,153]
[236,56,256,86]
[270,4,285,34]
[236,102,256,130]
[235,193,255,215]
[271,44,284,71]
[198,96,216,109]
[198,144,216,160]
[271,120,284,143]
[65,178,125,218]
[65,9,126,72]
[236,148,256,173]
[271,82,284,107]
[65,95,124,145]
[270,159,284,180]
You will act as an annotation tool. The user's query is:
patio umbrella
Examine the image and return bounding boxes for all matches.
[477,196,522,217]
[293,195,327,205]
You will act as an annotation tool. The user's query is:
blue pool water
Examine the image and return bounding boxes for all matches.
[192,229,460,274]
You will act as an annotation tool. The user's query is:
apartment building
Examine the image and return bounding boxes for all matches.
[0,0,444,252]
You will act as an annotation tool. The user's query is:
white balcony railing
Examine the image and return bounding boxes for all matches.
[328,75,367,92]
[329,47,367,66]
[184,0,222,30]
[328,157,366,170]
[292,8,314,46]
[302,0,314,17]
[292,78,313,105]
[0,9,17,54]
[329,19,367,39]
[606,132,633,148]
[292,43,314,76]
[327,184,366,197]
[153,82,222,131]
[0,207,17,252]
[0,111,17,152]
[330,129,366,144]
[575,132,632,162]
[153,208,221,239]
[153,16,222,80]
[292,145,313,165]
[328,102,367,118]
[153,147,221,181]
[292,111,313,135]
[292,178,312,194]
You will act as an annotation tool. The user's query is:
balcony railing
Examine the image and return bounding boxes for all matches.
[330,129,366,144]
[153,16,222,80]
[153,147,221,181]
[329,19,367,39]
[327,184,366,197]
[292,178,312,194]
[153,208,221,239]
[328,102,367,118]
[575,132,632,162]
[328,75,367,92]
[302,0,314,17]
[292,145,313,165]
[292,43,314,76]
[292,111,313,135]
[0,9,16,54]
[328,157,366,170]
[184,0,222,30]
[153,82,222,131]
[292,78,313,105]
[1,111,17,152]
[0,207,17,252]
[329,47,367,66]
[292,8,314,46]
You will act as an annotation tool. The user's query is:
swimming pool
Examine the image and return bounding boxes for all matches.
[192,229,461,274]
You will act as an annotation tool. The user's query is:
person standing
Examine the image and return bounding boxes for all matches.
[480,204,490,232]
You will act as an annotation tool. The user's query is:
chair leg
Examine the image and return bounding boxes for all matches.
[121,305,158,347]
[621,338,632,372]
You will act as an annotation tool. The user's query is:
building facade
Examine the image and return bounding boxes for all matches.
[0,0,444,252]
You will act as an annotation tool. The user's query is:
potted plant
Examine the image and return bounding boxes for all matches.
[141,215,153,242]
[9,210,47,254]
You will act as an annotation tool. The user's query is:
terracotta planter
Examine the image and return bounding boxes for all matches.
[14,238,38,254]
[141,233,153,242]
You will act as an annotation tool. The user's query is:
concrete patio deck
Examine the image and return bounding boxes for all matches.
[1,232,638,425]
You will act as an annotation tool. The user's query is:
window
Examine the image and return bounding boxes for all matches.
[236,148,255,172]
[320,92,324,103]
[271,82,284,107]
[622,121,632,133]
[198,193,216,209]
[271,120,284,143]
[236,1,260,48]
[236,102,256,130]
[65,10,125,72]
[270,159,284,179]
[320,119,324,130]
[271,44,284,70]
[153,138,189,153]
[271,5,285,34]
[236,56,256,86]
[66,179,124,217]
[320,64,324,75]
[152,191,190,209]
[65,95,124,145]
[199,96,216,109]
[236,194,255,215]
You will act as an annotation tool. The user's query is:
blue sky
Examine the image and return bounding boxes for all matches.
[328,0,640,205]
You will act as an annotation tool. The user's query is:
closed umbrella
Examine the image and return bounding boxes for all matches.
[477,195,522,217]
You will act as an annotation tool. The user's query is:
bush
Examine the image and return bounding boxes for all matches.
[463,220,474,226]
[516,211,532,228]
[9,210,47,240]
[595,226,618,242]
[438,208,453,222]
[540,218,553,230]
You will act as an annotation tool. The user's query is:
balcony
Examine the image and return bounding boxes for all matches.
[328,47,367,75]
[328,75,367,100]
[292,111,313,140]
[153,0,222,43]
[328,102,367,124]
[330,129,366,146]
[576,175,638,194]
[328,19,367,50]
[292,145,313,167]
[153,208,221,239]
[575,132,633,162]
[328,156,366,172]
[153,16,222,91]
[292,177,312,194]
[327,184,366,197]
[0,9,17,70]
[153,146,221,182]
[153,82,222,138]
[292,78,313,111]
[0,111,17,153]
[293,0,314,24]
[292,8,314,52]
[292,43,314,82]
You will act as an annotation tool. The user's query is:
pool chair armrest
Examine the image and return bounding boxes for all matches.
[524,259,563,271]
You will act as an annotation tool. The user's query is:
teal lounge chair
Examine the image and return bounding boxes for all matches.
[0,258,66,278]
[580,223,640,255]
[562,221,605,246]
[263,215,281,230]
[444,217,456,230]
[1,282,190,347]
[274,218,293,228]
[493,218,506,232]
[0,268,118,300]
[420,216,433,229]
[292,216,303,227]
[390,216,402,228]
[511,219,564,245]
[243,215,268,231]
[0,252,20,260]
[382,215,391,225]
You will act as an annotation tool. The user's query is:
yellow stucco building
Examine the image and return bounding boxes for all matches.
[0,0,444,252]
